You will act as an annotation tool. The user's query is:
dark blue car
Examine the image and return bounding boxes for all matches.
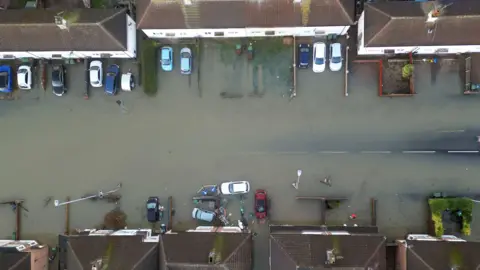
[0,65,13,93]
[104,64,120,95]
[298,44,311,69]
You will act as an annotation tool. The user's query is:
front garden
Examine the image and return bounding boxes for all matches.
[428,198,473,237]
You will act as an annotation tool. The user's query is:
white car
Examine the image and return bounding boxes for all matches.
[89,60,103,87]
[17,65,32,90]
[220,181,250,195]
[312,42,326,73]
[329,43,343,72]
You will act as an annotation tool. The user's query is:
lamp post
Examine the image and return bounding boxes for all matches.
[54,183,122,207]
[292,169,302,189]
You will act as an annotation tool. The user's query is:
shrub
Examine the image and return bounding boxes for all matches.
[140,39,158,96]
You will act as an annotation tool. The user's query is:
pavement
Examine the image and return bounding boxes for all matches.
[1,45,480,269]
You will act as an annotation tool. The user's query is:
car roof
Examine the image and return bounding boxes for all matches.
[314,43,326,58]
[331,43,341,54]
[232,182,247,192]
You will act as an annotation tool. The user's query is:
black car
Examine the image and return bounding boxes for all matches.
[146,197,160,223]
[52,65,66,97]
[298,44,311,69]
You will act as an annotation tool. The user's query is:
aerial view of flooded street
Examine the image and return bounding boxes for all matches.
[1,44,480,265]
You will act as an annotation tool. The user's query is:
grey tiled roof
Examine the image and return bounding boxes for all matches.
[0,9,127,51]
[136,0,355,29]
[363,1,480,47]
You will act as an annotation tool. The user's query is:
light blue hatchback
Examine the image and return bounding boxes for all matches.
[161,46,173,72]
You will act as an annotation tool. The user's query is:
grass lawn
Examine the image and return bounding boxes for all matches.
[429,198,473,237]
[91,0,107,8]
[140,39,158,96]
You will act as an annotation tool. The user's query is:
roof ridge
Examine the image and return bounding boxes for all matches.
[406,243,435,270]
[132,243,158,269]
[363,236,386,267]
[66,241,84,270]
[99,12,127,51]
[335,0,354,24]
[270,234,301,267]
[99,8,125,24]
[136,1,154,30]
[223,233,251,264]
[364,11,394,47]
[367,4,393,18]
[6,252,30,270]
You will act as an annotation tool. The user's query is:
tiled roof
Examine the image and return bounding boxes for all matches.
[406,240,480,269]
[0,9,127,51]
[136,0,355,29]
[65,235,158,270]
[363,1,480,47]
[0,249,30,270]
[270,233,386,269]
[160,232,252,269]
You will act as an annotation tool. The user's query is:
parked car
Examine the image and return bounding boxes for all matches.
[104,64,120,95]
[89,60,103,87]
[312,42,326,73]
[17,65,32,90]
[254,189,268,220]
[51,65,66,97]
[161,46,173,71]
[298,44,310,68]
[220,181,250,195]
[0,65,13,93]
[180,47,192,75]
[146,197,160,223]
[192,208,216,222]
[329,43,343,71]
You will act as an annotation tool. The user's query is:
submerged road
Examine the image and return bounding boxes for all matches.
[0,51,478,248]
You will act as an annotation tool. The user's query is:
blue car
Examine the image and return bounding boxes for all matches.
[104,64,119,95]
[161,46,173,71]
[298,44,311,69]
[0,65,13,93]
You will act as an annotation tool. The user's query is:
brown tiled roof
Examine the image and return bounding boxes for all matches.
[0,250,30,270]
[136,0,355,29]
[66,235,158,270]
[0,9,127,51]
[363,1,480,47]
[270,233,386,270]
[406,240,480,269]
[160,232,252,269]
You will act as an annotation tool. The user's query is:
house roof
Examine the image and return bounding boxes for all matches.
[406,240,480,269]
[363,1,480,47]
[136,0,355,30]
[65,235,158,270]
[0,9,127,52]
[270,233,386,269]
[160,232,252,269]
[0,249,30,270]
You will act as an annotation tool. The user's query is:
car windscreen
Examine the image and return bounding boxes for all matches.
[332,56,342,64]
[0,72,7,87]
[146,202,157,209]
[181,52,190,58]
[18,69,27,74]
[52,71,62,87]
[229,184,234,193]
[257,200,265,212]
[315,58,325,65]
[300,48,309,53]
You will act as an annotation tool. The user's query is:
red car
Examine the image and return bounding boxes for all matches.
[254,189,268,220]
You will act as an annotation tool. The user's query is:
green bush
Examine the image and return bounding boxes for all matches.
[140,39,158,96]
[428,198,473,237]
